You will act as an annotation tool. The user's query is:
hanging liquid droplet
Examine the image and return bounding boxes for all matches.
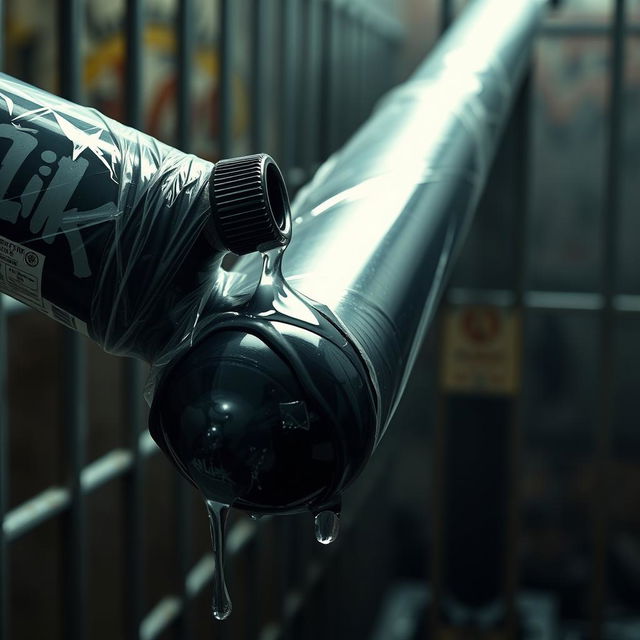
[314,510,340,545]
[205,500,232,620]
[249,513,263,521]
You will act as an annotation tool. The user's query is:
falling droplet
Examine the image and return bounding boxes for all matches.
[314,510,340,545]
[205,500,232,620]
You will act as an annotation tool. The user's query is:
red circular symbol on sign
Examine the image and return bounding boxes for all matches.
[461,307,500,343]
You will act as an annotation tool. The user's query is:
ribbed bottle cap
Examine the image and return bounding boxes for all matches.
[209,154,291,255]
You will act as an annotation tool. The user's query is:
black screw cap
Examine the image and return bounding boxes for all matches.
[210,154,291,255]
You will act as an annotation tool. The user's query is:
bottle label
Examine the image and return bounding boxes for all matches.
[0,233,89,335]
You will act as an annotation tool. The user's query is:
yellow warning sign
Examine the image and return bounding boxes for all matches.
[440,305,521,395]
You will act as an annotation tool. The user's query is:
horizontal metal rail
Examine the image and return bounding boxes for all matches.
[3,431,159,541]
[447,288,640,314]
[542,20,640,36]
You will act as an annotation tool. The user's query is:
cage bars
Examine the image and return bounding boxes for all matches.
[57,1,89,638]
[591,1,627,637]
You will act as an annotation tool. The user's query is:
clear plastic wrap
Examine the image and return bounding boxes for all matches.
[0,73,215,361]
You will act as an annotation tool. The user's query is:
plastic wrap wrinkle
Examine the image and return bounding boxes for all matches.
[95,147,213,356]
[0,73,216,368]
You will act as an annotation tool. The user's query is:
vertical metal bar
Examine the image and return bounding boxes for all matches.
[175,3,195,636]
[58,0,82,100]
[335,6,349,147]
[345,7,357,138]
[123,360,145,640]
[61,331,88,640]
[280,0,299,183]
[429,389,446,635]
[376,30,388,97]
[334,4,346,144]
[355,12,367,128]
[360,15,372,124]
[355,12,365,130]
[318,0,334,161]
[0,0,5,70]
[218,0,233,159]
[0,297,9,640]
[58,2,87,638]
[250,0,267,152]
[329,2,343,154]
[177,0,194,152]
[0,10,9,639]
[505,71,532,638]
[441,0,454,33]
[513,82,532,303]
[591,1,626,637]
[309,0,322,173]
[174,479,193,639]
[385,34,398,94]
[362,15,373,121]
[278,518,295,640]
[298,0,312,176]
[123,4,144,639]
[243,535,260,640]
[295,0,321,178]
[369,27,380,105]
[125,0,143,129]
[354,10,366,131]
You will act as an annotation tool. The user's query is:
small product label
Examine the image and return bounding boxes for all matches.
[0,234,89,336]
[440,305,521,395]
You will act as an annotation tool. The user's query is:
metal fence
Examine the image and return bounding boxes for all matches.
[1,0,639,639]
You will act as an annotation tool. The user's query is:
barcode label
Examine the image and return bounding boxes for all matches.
[42,299,89,337]
[0,235,45,307]
[50,304,76,329]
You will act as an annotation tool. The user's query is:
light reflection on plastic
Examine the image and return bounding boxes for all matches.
[293,166,429,309]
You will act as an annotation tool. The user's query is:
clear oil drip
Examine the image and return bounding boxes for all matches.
[205,500,232,620]
[314,510,340,545]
